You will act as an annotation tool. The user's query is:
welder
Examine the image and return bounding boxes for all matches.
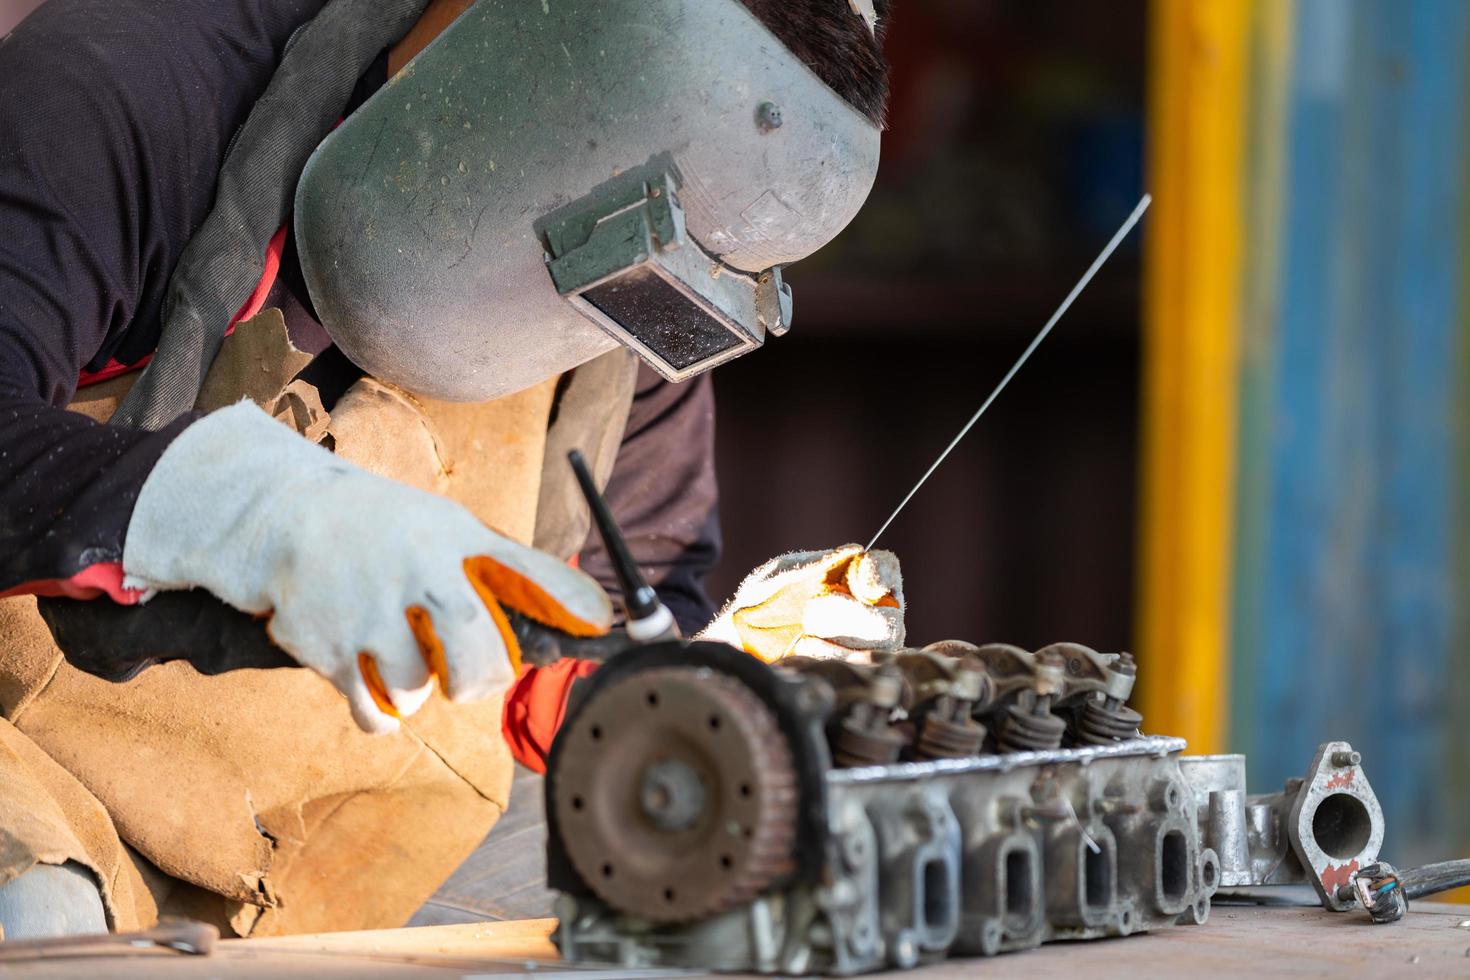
[0,0,906,942]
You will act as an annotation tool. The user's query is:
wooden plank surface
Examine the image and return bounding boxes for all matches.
[909,902,1470,978]
[4,904,1469,977]
[260,902,1470,977]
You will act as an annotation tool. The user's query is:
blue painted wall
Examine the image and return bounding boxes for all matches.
[1230,0,1468,863]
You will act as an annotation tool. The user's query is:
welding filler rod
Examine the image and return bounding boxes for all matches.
[864,193,1152,552]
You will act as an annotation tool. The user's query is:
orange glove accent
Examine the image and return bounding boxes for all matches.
[464,555,608,637]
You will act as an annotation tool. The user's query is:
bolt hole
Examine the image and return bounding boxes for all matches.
[571,796,584,811]
[720,854,733,870]
[708,715,721,731]
[590,725,603,741]
[739,782,752,798]
[646,691,659,708]
[664,887,676,902]
[1203,858,1217,888]
[601,863,613,878]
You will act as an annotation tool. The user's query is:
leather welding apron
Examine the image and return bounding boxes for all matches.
[0,310,636,937]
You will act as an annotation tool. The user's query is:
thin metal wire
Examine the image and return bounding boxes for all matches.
[1064,795,1102,855]
[864,193,1152,552]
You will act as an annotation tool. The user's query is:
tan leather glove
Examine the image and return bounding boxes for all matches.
[699,545,905,662]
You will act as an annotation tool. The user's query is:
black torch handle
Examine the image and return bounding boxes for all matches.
[567,448,661,621]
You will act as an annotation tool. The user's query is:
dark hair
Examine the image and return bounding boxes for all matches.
[737,0,892,127]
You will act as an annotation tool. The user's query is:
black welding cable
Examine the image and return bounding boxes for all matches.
[111,0,434,430]
[1397,859,1470,900]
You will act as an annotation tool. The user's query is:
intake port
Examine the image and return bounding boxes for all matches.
[1082,837,1114,916]
[1158,828,1190,910]
[1003,847,1036,936]
[1043,824,1116,928]
[960,834,1039,956]
[922,857,952,934]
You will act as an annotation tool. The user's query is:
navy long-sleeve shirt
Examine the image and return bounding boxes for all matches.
[0,0,718,649]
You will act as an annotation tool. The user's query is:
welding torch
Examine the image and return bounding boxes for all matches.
[507,449,678,662]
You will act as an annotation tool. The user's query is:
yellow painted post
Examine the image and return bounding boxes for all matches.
[1136,0,1252,752]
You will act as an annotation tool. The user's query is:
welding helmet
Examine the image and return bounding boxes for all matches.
[293,0,882,401]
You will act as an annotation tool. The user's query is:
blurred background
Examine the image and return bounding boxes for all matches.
[711,0,1470,884]
[2,0,1465,888]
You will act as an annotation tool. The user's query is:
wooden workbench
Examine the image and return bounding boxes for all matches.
[2,903,1468,977]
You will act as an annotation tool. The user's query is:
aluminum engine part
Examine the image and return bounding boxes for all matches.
[1180,741,1383,910]
[548,642,1376,974]
[556,735,1217,974]
[550,641,1226,975]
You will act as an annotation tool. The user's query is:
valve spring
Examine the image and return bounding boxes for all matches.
[832,720,906,768]
[996,703,1067,753]
[915,715,986,760]
[1076,699,1143,745]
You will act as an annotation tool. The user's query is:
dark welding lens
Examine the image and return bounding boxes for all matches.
[582,266,744,372]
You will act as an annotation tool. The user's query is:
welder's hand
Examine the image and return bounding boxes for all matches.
[699,545,905,662]
[122,401,612,733]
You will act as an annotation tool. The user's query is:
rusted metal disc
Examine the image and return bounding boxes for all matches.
[551,666,799,922]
